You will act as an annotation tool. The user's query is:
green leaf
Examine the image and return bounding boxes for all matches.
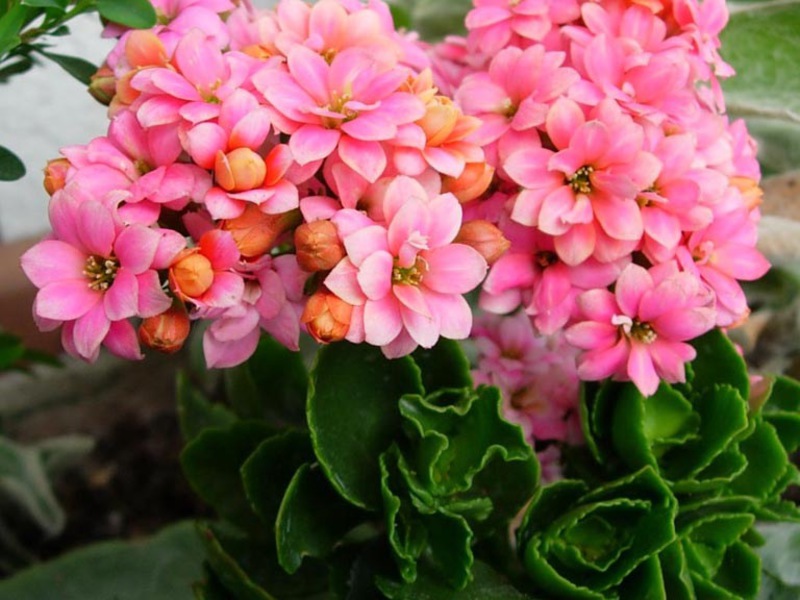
[176,371,236,442]
[765,375,800,412]
[275,463,364,574]
[0,144,25,181]
[0,5,33,60]
[685,330,749,401]
[377,560,534,599]
[224,335,308,426]
[20,0,67,9]
[0,521,204,600]
[181,421,275,530]
[411,339,472,394]
[0,332,25,370]
[388,0,471,41]
[307,342,423,510]
[722,2,800,123]
[240,429,315,528]
[731,420,790,499]
[37,50,95,84]
[0,54,36,83]
[96,0,157,29]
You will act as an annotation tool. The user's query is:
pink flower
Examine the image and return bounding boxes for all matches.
[325,176,487,357]
[21,198,185,361]
[566,263,715,396]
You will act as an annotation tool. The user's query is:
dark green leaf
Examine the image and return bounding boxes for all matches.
[307,342,423,510]
[176,371,236,442]
[20,0,66,9]
[276,463,364,574]
[377,560,533,599]
[732,420,790,499]
[0,54,35,83]
[224,335,308,426]
[96,0,157,29]
[241,430,314,528]
[0,332,25,370]
[765,375,800,412]
[181,421,275,530]
[0,521,204,600]
[0,144,25,181]
[686,330,749,401]
[37,50,95,84]
[411,339,472,394]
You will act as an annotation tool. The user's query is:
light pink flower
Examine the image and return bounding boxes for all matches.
[325,176,487,357]
[566,263,715,396]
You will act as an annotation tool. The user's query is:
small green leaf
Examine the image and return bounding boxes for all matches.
[0,54,36,83]
[37,50,95,84]
[20,0,67,10]
[0,5,33,60]
[181,422,275,530]
[765,375,800,412]
[0,332,25,370]
[0,522,204,600]
[0,145,25,181]
[275,463,364,574]
[411,339,472,394]
[240,430,314,528]
[686,330,749,401]
[96,0,157,29]
[176,371,236,442]
[731,420,790,499]
[722,2,800,123]
[307,342,423,510]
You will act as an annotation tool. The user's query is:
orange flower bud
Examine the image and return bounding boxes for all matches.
[221,205,300,258]
[442,162,495,203]
[88,64,116,106]
[215,148,267,192]
[43,158,70,195]
[418,96,460,146]
[454,220,510,265]
[301,290,353,344]
[115,70,140,106]
[125,30,168,69]
[294,220,345,272]
[138,303,191,354]
[170,250,214,298]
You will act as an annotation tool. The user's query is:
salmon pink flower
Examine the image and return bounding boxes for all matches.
[325,176,487,357]
[566,263,715,396]
[21,199,185,362]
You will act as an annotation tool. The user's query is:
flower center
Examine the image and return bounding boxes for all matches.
[321,48,337,64]
[568,166,594,194]
[322,90,357,128]
[500,98,518,119]
[692,240,714,265]
[535,250,558,269]
[613,314,657,344]
[83,255,119,291]
[392,256,428,286]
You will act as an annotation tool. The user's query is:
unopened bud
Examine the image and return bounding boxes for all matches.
[125,30,168,68]
[43,158,70,195]
[454,220,510,265]
[418,96,460,146]
[442,162,495,203]
[88,64,116,105]
[301,290,352,344]
[138,303,191,354]
[215,148,267,192]
[294,220,345,272]
[170,250,214,298]
[221,205,300,258]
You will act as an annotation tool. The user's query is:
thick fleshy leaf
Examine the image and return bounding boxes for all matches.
[411,339,472,395]
[275,463,364,574]
[180,421,276,530]
[731,420,790,499]
[0,145,25,181]
[682,329,749,403]
[176,371,236,442]
[96,0,157,29]
[307,343,423,510]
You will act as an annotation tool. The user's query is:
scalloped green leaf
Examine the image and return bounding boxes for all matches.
[176,371,236,442]
[658,541,695,600]
[96,0,157,29]
[276,463,364,574]
[240,429,314,529]
[731,420,790,499]
[376,560,533,600]
[181,422,276,530]
[224,335,308,426]
[693,542,761,600]
[766,375,800,413]
[0,522,203,600]
[686,330,749,401]
[307,343,423,510]
[411,339,472,394]
[721,2,800,123]
[399,386,537,497]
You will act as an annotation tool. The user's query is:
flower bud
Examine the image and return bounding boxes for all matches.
[454,220,510,265]
[221,205,300,258]
[294,220,346,272]
[301,290,352,344]
[88,64,116,105]
[442,162,495,203]
[138,303,191,354]
[418,96,460,146]
[215,148,267,192]
[169,250,214,298]
[43,158,70,195]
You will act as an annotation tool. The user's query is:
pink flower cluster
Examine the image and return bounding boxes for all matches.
[21,0,489,366]
[428,0,770,395]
